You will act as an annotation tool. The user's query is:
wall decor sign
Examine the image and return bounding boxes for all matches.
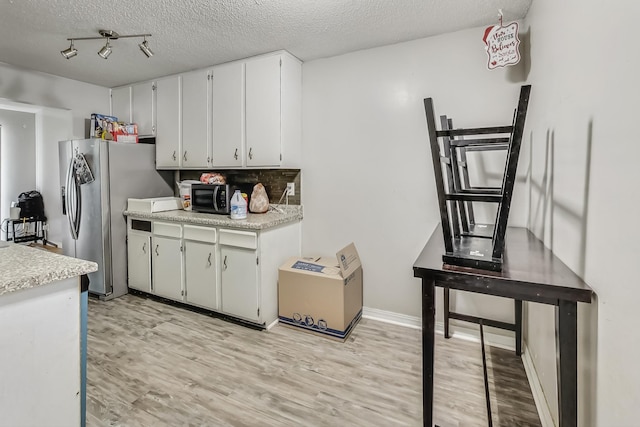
[483,20,521,70]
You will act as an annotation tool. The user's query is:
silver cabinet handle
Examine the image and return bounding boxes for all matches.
[142,242,147,254]
[207,253,212,267]
[183,151,187,161]
[155,244,159,256]
[223,255,227,271]
[234,148,238,160]
[172,151,176,161]
[207,156,211,164]
[248,147,253,160]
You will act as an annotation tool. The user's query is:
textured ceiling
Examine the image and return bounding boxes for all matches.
[0,0,532,88]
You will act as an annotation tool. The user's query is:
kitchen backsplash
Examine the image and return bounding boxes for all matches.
[178,169,301,205]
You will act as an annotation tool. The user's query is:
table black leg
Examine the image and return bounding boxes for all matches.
[515,299,522,356]
[444,287,450,339]
[423,278,436,427]
[556,300,578,427]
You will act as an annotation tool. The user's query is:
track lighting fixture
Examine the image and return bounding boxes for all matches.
[138,36,153,58]
[60,40,78,59]
[97,40,112,59]
[61,30,153,60]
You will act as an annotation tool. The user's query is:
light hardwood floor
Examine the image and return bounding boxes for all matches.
[86,294,541,426]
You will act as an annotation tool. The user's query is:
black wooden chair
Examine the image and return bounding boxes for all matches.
[423,85,531,271]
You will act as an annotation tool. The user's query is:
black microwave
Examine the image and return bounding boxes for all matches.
[191,184,230,214]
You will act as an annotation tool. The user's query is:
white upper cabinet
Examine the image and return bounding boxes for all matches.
[212,61,244,168]
[245,55,282,167]
[111,50,301,170]
[132,81,156,137]
[110,81,156,137]
[110,86,131,123]
[245,52,302,168]
[181,69,211,168]
[155,76,181,169]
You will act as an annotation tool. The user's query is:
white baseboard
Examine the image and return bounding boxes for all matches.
[266,318,279,330]
[362,306,515,350]
[362,306,421,329]
[522,344,556,427]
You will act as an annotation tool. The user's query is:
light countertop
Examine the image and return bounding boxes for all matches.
[124,204,302,230]
[0,243,98,296]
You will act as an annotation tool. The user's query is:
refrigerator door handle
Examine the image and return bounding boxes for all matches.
[65,157,77,240]
[66,156,81,240]
[74,177,82,239]
[61,186,66,215]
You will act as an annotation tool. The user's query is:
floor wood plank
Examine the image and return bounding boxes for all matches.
[87,294,541,426]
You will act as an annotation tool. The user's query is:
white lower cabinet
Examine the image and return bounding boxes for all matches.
[184,225,218,310]
[220,243,260,322]
[218,224,300,326]
[152,222,184,301]
[127,217,301,327]
[127,231,151,293]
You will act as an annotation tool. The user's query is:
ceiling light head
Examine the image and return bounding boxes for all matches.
[98,40,112,59]
[138,38,153,58]
[61,40,78,59]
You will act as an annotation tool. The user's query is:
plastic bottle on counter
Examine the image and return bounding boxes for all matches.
[230,190,247,220]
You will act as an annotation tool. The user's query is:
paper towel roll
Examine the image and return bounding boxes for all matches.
[10,207,20,220]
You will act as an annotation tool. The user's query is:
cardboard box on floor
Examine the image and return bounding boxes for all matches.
[278,243,363,341]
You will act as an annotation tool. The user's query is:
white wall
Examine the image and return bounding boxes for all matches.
[524,0,640,425]
[0,62,109,245]
[0,62,109,138]
[302,27,528,321]
[0,110,36,226]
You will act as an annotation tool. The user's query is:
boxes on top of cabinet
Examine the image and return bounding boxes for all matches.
[278,243,363,341]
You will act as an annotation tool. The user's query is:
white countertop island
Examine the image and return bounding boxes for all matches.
[0,242,97,295]
[0,242,97,427]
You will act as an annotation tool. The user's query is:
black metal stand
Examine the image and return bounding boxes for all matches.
[423,85,531,271]
[8,217,46,244]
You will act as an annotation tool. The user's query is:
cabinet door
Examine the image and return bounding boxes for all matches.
[212,62,244,167]
[246,55,281,167]
[111,86,131,123]
[127,232,151,293]
[220,246,259,321]
[152,236,183,301]
[155,76,181,168]
[181,69,210,168]
[132,81,155,136]
[184,241,218,310]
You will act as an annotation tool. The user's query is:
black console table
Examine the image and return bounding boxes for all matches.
[413,224,593,427]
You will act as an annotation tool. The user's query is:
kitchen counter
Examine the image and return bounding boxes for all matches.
[0,242,98,296]
[124,204,303,230]
[0,242,97,427]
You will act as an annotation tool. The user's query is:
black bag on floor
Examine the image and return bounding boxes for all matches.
[18,191,46,220]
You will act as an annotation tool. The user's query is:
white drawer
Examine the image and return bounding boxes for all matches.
[183,225,217,244]
[219,229,257,249]
[153,222,182,238]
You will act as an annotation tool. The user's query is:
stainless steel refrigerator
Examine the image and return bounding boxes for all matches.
[59,139,173,299]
